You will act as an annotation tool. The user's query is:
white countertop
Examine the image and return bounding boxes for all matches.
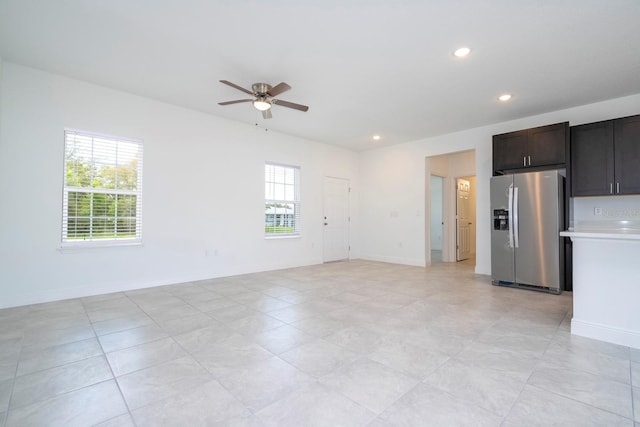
[561,229,640,240]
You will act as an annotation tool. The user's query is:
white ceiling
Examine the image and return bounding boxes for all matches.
[1,1,639,151]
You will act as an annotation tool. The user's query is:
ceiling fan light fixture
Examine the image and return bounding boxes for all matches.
[454,47,471,58]
[253,99,271,111]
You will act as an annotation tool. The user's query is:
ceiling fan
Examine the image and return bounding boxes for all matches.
[218,80,309,119]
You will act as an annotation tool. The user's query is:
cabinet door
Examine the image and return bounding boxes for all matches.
[528,122,567,167]
[614,115,640,195]
[570,121,614,196]
[493,130,528,173]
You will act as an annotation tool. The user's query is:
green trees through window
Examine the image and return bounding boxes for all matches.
[62,130,143,244]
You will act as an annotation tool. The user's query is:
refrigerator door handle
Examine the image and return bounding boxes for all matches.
[508,184,514,248]
[513,186,520,248]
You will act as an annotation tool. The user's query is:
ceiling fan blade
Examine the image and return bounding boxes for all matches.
[219,80,254,96]
[272,99,309,112]
[267,82,291,97]
[262,109,272,120]
[218,99,253,105]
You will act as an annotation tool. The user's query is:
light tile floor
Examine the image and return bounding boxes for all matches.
[0,259,638,426]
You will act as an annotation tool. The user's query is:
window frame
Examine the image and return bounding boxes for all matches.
[61,129,143,248]
[264,162,301,238]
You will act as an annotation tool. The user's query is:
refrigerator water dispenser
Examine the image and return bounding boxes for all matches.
[493,209,509,230]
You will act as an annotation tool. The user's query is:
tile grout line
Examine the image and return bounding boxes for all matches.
[1,329,24,427]
[631,359,637,423]
[5,305,125,426]
[499,314,569,425]
[525,383,636,423]
[85,294,139,426]
[2,303,88,424]
[145,288,281,424]
[517,309,636,422]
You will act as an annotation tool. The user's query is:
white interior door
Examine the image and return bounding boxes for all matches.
[456,178,472,261]
[323,177,350,262]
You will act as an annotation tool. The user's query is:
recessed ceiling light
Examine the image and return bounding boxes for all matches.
[373,135,381,140]
[498,94,512,102]
[454,47,471,58]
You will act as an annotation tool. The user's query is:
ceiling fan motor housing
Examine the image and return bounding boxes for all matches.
[252,83,272,96]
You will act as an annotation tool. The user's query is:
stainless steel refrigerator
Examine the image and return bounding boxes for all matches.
[490,170,565,293]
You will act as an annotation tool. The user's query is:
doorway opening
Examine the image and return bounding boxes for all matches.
[425,150,476,266]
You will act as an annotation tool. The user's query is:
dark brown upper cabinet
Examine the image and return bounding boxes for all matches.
[571,114,640,196]
[493,122,568,175]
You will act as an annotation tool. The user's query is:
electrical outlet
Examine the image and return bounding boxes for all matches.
[594,207,603,216]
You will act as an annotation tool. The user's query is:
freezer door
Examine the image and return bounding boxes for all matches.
[490,175,515,284]
[513,171,563,290]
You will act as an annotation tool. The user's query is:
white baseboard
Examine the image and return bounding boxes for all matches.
[359,254,426,267]
[0,257,325,309]
[571,318,640,350]
[0,273,212,309]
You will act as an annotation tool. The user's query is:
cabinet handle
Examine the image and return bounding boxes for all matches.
[610,183,613,194]
[523,156,526,167]
[617,182,620,194]
[528,155,531,166]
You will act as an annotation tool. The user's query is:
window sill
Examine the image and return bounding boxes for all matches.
[265,234,300,240]
[59,240,143,253]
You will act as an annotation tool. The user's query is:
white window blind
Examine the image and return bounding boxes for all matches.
[265,163,300,236]
[62,129,143,246]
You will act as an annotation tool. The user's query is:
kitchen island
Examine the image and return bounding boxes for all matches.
[561,222,640,349]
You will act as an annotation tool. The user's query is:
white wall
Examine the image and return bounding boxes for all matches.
[0,63,359,308]
[1,61,639,308]
[359,94,640,275]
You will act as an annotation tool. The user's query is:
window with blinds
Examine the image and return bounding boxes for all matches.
[62,129,143,246]
[265,163,300,237]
